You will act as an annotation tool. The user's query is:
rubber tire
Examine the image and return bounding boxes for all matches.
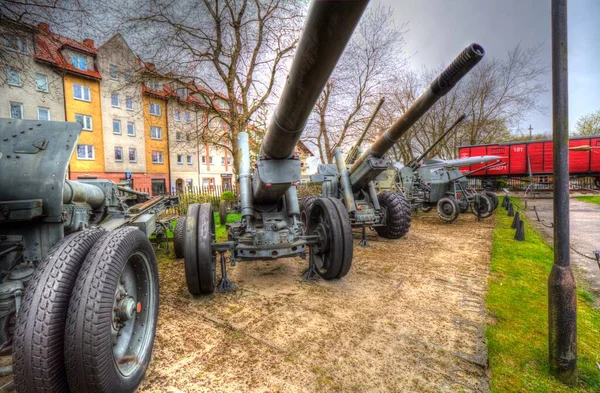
[219,199,227,225]
[307,198,352,280]
[184,203,216,295]
[471,194,494,219]
[437,197,460,223]
[174,217,185,259]
[484,191,499,211]
[13,228,105,393]
[375,191,411,239]
[300,195,318,234]
[64,227,159,393]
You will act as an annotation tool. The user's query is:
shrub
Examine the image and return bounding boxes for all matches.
[221,190,236,201]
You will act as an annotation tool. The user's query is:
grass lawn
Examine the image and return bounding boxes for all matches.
[487,198,600,392]
[215,212,241,242]
[575,196,600,206]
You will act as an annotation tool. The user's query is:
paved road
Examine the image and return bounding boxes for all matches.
[523,198,600,297]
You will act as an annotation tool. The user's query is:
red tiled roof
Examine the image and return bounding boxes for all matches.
[34,25,101,80]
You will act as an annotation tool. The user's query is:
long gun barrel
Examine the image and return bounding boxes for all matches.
[260,0,369,160]
[406,113,466,169]
[349,43,485,181]
[345,97,385,165]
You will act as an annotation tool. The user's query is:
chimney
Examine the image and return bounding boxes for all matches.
[83,38,95,49]
[38,23,51,34]
[146,62,155,71]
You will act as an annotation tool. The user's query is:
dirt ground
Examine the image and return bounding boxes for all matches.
[139,213,495,393]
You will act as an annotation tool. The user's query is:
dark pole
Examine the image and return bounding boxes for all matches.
[548,0,577,385]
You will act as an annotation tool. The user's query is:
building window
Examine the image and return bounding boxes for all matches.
[152,150,164,164]
[71,54,87,71]
[35,73,48,92]
[221,156,225,166]
[109,64,118,80]
[75,114,92,130]
[176,131,183,141]
[113,119,121,134]
[201,155,206,164]
[115,147,123,161]
[187,155,193,165]
[146,80,162,91]
[38,107,50,121]
[125,96,134,110]
[150,126,162,140]
[185,111,191,123]
[209,156,213,164]
[149,102,161,116]
[174,110,181,122]
[5,35,27,54]
[227,156,232,165]
[151,179,166,196]
[124,71,131,82]
[127,122,135,136]
[129,148,137,162]
[202,178,215,189]
[10,102,23,119]
[76,144,94,160]
[73,84,91,101]
[111,93,120,107]
[177,154,183,164]
[176,88,187,99]
[7,68,21,86]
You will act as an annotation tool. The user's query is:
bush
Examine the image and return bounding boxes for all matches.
[221,190,236,201]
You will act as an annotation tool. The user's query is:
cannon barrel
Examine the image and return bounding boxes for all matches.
[261,0,370,159]
[63,180,105,209]
[349,43,485,176]
[406,113,466,169]
[345,97,385,165]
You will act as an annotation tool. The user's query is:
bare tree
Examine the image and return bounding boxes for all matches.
[301,4,407,164]
[114,0,304,174]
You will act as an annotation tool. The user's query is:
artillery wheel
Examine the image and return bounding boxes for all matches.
[300,195,318,233]
[13,228,105,393]
[184,203,217,295]
[471,193,494,219]
[484,191,499,210]
[173,216,186,259]
[437,197,460,222]
[375,191,411,239]
[64,227,159,393]
[219,199,228,225]
[306,197,353,279]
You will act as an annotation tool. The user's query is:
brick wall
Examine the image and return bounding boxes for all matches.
[69,171,170,194]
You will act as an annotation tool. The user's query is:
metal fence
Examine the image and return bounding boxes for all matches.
[467,175,600,191]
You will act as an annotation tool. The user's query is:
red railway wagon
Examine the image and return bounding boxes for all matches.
[458,135,600,178]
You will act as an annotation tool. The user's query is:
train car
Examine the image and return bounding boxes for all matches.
[458,135,600,189]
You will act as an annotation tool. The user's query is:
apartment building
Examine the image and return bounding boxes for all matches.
[96,34,148,187]
[0,22,65,122]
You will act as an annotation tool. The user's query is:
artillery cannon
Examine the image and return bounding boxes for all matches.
[181,0,369,295]
[309,44,486,244]
[0,119,176,392]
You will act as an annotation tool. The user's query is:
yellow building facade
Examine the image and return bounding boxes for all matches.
[64,74,105,176]
[142,93,170,192]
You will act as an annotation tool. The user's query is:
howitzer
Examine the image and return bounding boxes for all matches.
[181,0,369,296]
[345,97,385,166]
[309,44,485,244]
[0,118,177,391]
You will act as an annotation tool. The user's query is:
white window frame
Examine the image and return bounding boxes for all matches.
[72,54,86,71]
[109,64,118,80]
[152,150,164,164]
[221,156,225,166]
[35,73,48,92]
[124,71,131,82]
[5,35,28,54]
[185,111,191,123]
[125,96,134,111]
[75,113,92,131]
[10,102,23,119]
[177,154,183,164]
[174,110,181,122]
[150,126,162,140]
[111,93,120,108]
[114,146,123,162]
[187,155,193,165]
[201,155,206,164]
[127,122,135,136]
[73,84,91,102]
[129,148,137,163]
[76,144,94,160]
[176,131,183,141]
[149,102,161,116]
[37,107,50,121]
[209,156,213,164]
[112,119,121,135]
[7,68,21,87]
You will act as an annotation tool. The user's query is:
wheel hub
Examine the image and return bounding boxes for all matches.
[119,296,137,322]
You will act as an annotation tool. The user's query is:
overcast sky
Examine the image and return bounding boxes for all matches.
[374,0,599,136]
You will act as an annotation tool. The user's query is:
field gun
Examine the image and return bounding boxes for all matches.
[308,44,485,244]
[181,0,370,295]
[0,118,177,391]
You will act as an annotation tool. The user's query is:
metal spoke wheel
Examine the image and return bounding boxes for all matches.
[184,203,217,295]
[306,198,352,280]
[471,193,494,219]
[437,197,460,222]
[64,227,159,393]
